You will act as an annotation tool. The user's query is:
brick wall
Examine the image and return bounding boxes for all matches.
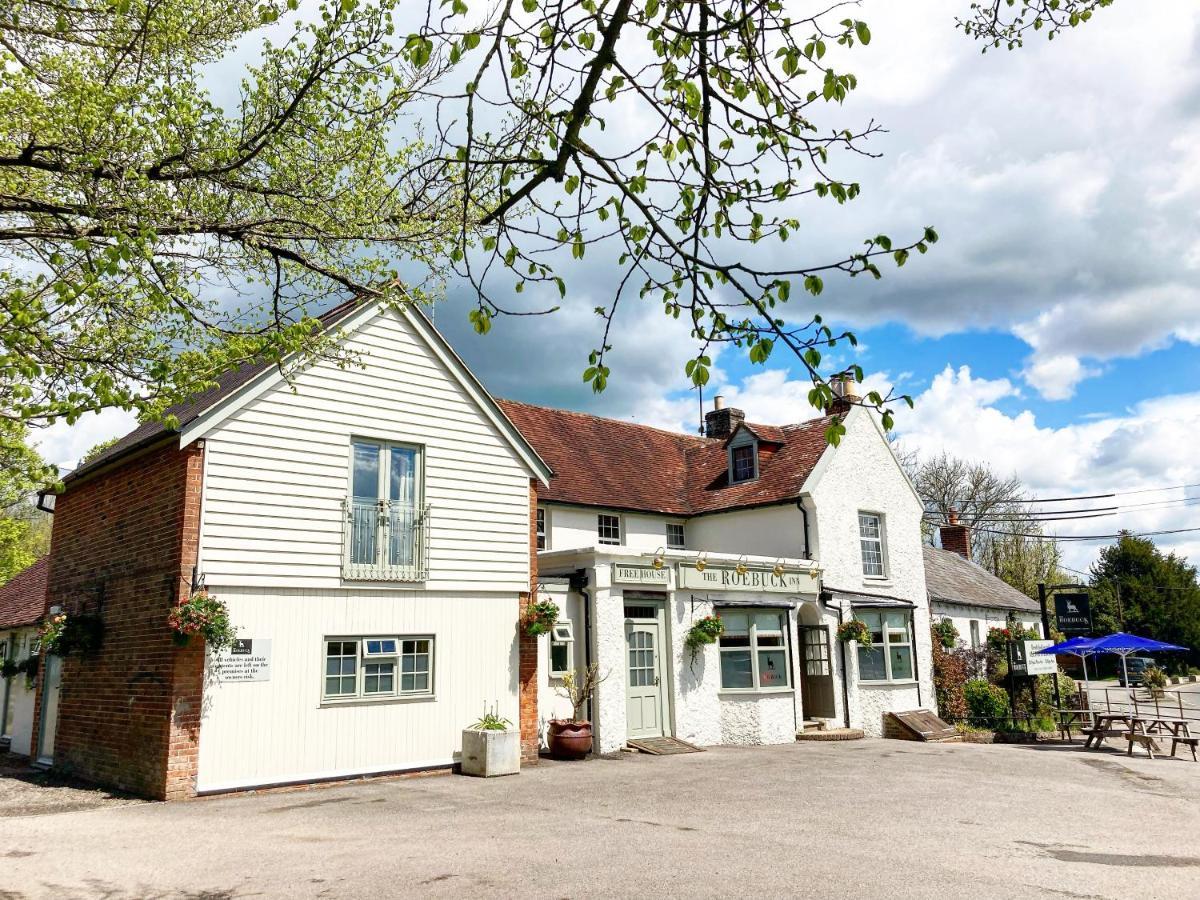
[32,440,205,799]
[518,479,539,764]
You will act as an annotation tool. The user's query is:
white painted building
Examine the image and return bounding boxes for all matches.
[502,394,937,745]
[0,557,46,758]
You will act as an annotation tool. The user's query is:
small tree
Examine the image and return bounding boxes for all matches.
[556,664,608,724]
[931,636,968,722]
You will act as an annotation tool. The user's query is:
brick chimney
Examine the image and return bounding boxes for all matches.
[704,395,745,439]
[939,509,971,559]
[828,375,860,416]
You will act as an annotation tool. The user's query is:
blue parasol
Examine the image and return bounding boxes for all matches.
[1037,637,1101,716]
[1082,632,1187,689]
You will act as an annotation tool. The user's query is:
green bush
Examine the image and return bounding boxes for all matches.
[1036,671,1078,709]
[964,678,1010,723]
[932,618,959,649]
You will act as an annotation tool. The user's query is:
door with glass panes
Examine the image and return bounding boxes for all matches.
[624,601,668,740]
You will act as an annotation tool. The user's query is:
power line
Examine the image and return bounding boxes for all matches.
[941,480,1200,506]
[970,524,1200,543]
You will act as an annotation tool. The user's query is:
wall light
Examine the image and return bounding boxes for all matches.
[735,555,749,576]
[695,552,708,573]
[652,547,666,570]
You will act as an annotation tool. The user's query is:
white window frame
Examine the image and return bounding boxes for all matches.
[855,610,915,683]
[716,608,792,693]
[549,621,574,677]
[858,511,888,579]
[597,513,622,545]
[343,438,428,582]
[666,522,686,550]
[536,507,548,551]
[321,635,435,703]
[728,441,758,484]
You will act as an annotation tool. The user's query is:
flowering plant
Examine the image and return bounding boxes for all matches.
[168,591,237,652]
[685,614,724,660]
[38,613,68,654]
[837,619,872,647]
[37,612,105,656]
[522,598,560,636]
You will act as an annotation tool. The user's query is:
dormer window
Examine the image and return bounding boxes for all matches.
[730,443,757,483]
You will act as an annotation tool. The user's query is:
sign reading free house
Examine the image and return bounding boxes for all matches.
[612,564,671,585]
[210,638,272,682]
[677,564,819,594]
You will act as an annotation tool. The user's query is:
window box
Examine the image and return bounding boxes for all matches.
[460,726,520,777]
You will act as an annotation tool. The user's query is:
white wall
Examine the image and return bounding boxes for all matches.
[543,505,680,554]
[198,306,534,594]
[932,601,1043,649]
[196,587,520,792]
[807,409,935,735]
[1,626,39,757]
[686,504,809,560]
[535,582,582,737]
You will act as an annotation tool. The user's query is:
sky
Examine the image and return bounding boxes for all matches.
[34,1,1200,574]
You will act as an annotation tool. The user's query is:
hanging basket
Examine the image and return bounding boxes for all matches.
[521,598,560,636]
[836,619,871,647]
[684,614,724,662]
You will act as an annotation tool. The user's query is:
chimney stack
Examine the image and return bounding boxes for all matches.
[704,396,745,439]
[939,508,971,560]
[827,375,861,416]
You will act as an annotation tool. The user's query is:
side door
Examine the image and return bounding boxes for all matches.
[625,611,666,740]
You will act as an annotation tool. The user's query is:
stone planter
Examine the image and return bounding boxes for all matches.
[547,720,593,759]
[460,727,520,777]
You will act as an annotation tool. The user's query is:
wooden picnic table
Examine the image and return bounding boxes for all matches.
[1082,712,1134,750]
[1131,717,1197,761]
[1051,708,1089,743]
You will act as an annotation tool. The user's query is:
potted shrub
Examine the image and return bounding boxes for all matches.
[548,664,606,759]
[460,708,520,777]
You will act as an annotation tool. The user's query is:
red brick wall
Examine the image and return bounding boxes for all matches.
[939,523,971,560]
[518,479,540,763]
[33,440,205,799]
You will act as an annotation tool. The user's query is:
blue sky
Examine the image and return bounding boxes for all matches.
[36,1,1200,572]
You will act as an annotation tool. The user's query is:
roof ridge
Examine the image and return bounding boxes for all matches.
[495,397,715,446]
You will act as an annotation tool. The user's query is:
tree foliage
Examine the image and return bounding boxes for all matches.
[1,0,455,486]
[957,0,1114,50]
[1089,532,1200,668]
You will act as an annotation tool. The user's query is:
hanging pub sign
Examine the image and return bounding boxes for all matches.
[1054,593,1092,637]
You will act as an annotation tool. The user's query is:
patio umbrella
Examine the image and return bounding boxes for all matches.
[1084,632,1188,689]
[1037,637,1100,717]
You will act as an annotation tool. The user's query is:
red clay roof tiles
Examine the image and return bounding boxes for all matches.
[0,556,48,629]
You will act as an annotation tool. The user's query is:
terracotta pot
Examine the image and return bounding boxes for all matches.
[547,720,593,759]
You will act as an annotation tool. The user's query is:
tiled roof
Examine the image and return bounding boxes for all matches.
[63,297,368,484]
[0,557,48,629]
[497,399,834,517]
[923,545,1041,614]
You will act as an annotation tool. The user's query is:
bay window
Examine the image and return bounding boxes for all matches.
[855,610,914,682]
[717,609,791,691]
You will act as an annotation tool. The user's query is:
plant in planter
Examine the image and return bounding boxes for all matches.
[836,619,872,647]
[1142,665,1168,698]
[521,598,560,636]
[548,663,607,759]
[38,613,68,655]
[684,613,724,663]
[461,707,520,777]
[167,591,237,651]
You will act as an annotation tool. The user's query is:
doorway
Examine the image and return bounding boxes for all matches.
[36,654,62,767]
[624,599,669,741]
[798,604,836,720]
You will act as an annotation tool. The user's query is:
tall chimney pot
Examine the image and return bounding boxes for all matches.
[940,509,970,560]
[713,395,726,411]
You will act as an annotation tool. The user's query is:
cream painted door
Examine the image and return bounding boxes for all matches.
[37,654,61,766]
[625,618,665,740]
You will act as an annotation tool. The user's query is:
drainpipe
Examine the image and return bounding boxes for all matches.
[823,590,852,729]
[569,569,594,721]
[797,498,812,560]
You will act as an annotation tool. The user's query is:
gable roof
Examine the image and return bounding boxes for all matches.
[0,557,48,629]
[496,399,834,517]
[923,545,1040,614]
[60,297,551,488]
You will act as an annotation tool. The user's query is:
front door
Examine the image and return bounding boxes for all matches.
[625,602,667,740]
[799,625,836,720]
[37,654,62,766]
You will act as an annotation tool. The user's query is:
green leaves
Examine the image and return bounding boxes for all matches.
[685,355,712,387]
[468,308,492,335]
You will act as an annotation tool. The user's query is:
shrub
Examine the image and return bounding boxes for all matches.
[932,618,959,649]
[1036,671,1078,709]
[1142,665,1168,695]
[964,678,1010,723]
[521,598,559,636]
[931,636,968,721]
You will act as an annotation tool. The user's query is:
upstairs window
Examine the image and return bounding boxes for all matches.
[536,507,547,551]
[666,522,686,550]
[598,514,622,545]
[858,512,886,578]
[730,444,757,483]
[343,440,428,581]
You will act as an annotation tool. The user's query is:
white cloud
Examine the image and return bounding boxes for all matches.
[33,408,139,473]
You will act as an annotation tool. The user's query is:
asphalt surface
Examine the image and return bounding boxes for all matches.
[1,738,1198,899]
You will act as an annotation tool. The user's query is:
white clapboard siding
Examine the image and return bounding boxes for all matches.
[195,587,520,792]
[199,307,534,593]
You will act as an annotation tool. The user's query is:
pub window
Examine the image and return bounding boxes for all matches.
[717,609,791,691]
[666,522,686,550]
[858,512,886,578]
[323,636,434,702]
[855,610,913,682]
[598,514,622,545]
[549,622,574,677]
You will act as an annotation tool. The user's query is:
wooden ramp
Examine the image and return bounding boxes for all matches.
[885,710,960,743]
[626,737,703,755]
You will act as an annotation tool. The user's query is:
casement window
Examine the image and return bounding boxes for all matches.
[717,609,791,691]
[598,514,622,545]
[343,439,428,581]
[856,611,914,682]
[323,636,434,702]
[536,507,547,551]
[730,444,757,483]
[858,512,887,578]
[549,622,574,677]
[666,522,686,550]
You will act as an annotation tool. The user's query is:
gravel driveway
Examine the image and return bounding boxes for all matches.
[0,754,142,819]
